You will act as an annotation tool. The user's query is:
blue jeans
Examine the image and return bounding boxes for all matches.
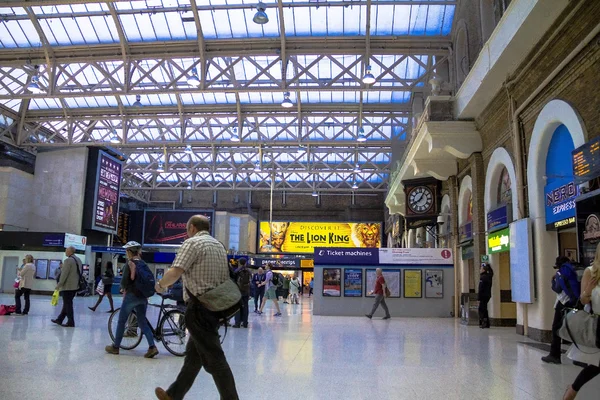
[113,292,155,348]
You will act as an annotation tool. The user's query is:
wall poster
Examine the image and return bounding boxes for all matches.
[35,259,49,280]
[424,270,443,298]
[404,270,423,298]
[343,269,363,297]
[143,210,214,246]
[92,150,123,234]
[365,269,401,298]
[322,268,341,297]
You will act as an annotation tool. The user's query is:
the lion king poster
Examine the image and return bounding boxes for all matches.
[258,221,382,253]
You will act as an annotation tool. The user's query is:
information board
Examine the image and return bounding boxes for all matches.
[92,151,123,234]
[572,136,600,183]
[35,259,49,279]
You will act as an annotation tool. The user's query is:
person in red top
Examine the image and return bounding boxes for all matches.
[366,268,391,320]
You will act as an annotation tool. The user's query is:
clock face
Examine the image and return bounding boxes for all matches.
[408,186,434,214]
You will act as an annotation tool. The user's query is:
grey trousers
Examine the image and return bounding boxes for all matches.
[370,294,390,317]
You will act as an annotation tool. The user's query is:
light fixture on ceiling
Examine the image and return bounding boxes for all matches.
[357,127,367,142]
[157,161,164,172]
[363,65,376,85]
[311,190,318,197]
[253,2,269,24]
[297,144,306,156]
[185,144,193,154]
[187,67,200,86]
[27,65,44,94]
[352,181,359,190]
[281,92,293,108]
[132,94,143,107]
[254,161,261,172]
[110,130,120,144]
[354,163,360,173]
[231,127,240,142]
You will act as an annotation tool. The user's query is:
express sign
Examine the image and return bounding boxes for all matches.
[544,180,578,230]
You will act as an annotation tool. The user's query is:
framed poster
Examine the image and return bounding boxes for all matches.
[404,270,422,298]
[48,260,62,280]
[365,269,401,298]
[322,268,341,297]
[35,259,49,279]
[343,269,363,297]
[424,269,443,298]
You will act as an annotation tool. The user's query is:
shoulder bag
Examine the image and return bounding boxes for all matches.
[186,279,242,322]
[558,303,600,351]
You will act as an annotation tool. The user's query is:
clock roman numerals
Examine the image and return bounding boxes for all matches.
[408,186,434,214]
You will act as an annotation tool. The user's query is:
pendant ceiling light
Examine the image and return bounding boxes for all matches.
[311,190,318,197]
[231,127,240,142]
[362,65,376,85]
[281,92,294,108]
[27,65,44,94]
[187,67,200,86]
[354,163,360,173]
[110,130,120,144]
[254,161,261,172]
[132,94,143,107]
[253,2,269,24]
[185,144,193,154]
[352,182,359,190]
[357,127,367,142]
[157,161,164,172]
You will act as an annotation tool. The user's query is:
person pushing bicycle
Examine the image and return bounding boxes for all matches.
[105,241,159,358]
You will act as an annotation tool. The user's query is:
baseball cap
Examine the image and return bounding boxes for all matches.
[123,241,142,249]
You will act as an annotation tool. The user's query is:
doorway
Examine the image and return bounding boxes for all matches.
[1,257,19,293]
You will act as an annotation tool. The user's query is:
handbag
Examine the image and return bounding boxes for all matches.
[384,286,391,298]
[558,307,600,350]
[187,279,242,321]
[51,290,60,307]
[96,280,105,296]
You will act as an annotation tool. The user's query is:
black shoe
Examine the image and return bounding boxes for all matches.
[51,319,62,326]
[232,324,241,328]
[61,323,75,328]
[365,314,372,319]
[106,310,115,313]
[242,324,248,328]
[382,316,391,320]
[541,355,561,364]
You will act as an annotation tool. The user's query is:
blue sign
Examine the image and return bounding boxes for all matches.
[344,269,363,297]
[544,180,577,229]
[459,222,472,244]
[487,205,509,232]
[314,248,379,265]
[91,246,127,255]
[43,234,64,247]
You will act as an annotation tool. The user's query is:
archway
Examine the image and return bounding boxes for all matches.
[457,176,473,295]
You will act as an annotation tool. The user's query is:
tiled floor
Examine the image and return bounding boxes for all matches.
[0,294,598,400]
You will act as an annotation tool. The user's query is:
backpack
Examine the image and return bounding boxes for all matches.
[132,260,156,298]
[237,269,251,295]
[70,256,87,293]
[0,305,16,315]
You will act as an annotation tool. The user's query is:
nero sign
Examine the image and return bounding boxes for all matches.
[544,180,577,230]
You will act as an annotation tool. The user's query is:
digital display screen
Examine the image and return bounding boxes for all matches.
[92,151,123,234]
[48,260,61,280]
[572,136,600,183]
[35,259,49,279]
[143,210,214,246]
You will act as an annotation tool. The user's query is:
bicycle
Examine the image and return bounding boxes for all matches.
[108,293,188,356]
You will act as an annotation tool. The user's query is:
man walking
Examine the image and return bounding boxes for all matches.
[51,246,81,327]
[252,267,266,313]
[366,268,391,320]
[154,215,239,400]
[258,264,281,316]
[542,256,580,364]
[105,241,158,358]
[232,258,251,328]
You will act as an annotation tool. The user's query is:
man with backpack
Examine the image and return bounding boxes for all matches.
[105,241,158,358]
[258,263,282,316]
[231,258,251,328]
[542,256,581,365]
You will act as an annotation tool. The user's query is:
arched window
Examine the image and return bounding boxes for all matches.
[455,23,469,89]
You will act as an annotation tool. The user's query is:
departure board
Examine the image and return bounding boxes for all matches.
[572,136,600,183]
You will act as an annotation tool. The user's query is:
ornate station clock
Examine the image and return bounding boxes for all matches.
[402,178,441,228]
[407,185,434,214]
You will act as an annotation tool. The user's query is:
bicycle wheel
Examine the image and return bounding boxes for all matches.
[159,309,188,356]
[108,308,143,350]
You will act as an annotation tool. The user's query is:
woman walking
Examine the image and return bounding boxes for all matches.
[478,263,494,329]
[562,243,600,400]
[15,255,35,315]
[89,262,115,313]
[289,274,301,304]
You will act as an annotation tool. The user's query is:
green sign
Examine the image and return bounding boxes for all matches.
[481,254,489,263]
[461,245,474,260]
[488,228,510,254]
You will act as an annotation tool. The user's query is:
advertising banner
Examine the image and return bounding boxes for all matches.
[378,248,453,265]
[64,233,87,251]
[92,151,123,234]
[424,270,443,298]
[258,221,382,254]
[322,268,341,297]
[143,210,214,246]
[510,218,534,303]
[458,222,473,244]
[343,269,363,297]
[403,270,422,298]
[488,228,510,254]
[314,248,380,265]
[544,180,578,230]
[366,269,400,298]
